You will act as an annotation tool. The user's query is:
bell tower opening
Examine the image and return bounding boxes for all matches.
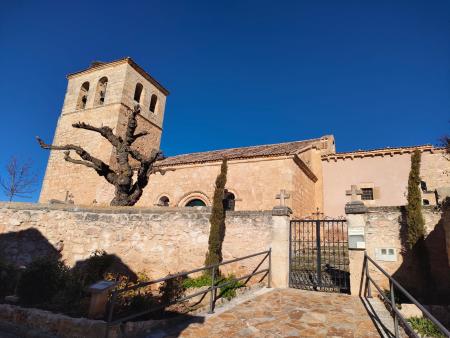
[94,77,108,106]
[39,57,170,205]
[76,81,90,109]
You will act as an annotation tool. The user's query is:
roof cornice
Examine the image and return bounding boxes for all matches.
[322,145,444,162]
[293,155,318,182]
[67,57,170,96]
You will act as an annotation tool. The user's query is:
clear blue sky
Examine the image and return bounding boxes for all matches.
[0,0,449,202]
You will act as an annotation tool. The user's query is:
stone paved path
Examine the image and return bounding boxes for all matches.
[150,288,397,337]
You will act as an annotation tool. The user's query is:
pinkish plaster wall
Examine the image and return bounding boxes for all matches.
[323,154,411,217]
[322,151,450,217]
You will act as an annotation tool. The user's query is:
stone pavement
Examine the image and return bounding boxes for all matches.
[148,288,400,337]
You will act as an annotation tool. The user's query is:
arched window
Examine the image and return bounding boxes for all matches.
[149,94,158,113]
[223,190,235,211]
[185,199,206,207]
[158,196,170,207]
[95,77,108,106]
[77,82,90,109]
[134,83,143,103]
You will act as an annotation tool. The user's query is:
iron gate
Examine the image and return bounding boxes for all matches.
[289,219,350,293]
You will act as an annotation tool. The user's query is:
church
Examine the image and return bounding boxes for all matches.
[39,58,450,217]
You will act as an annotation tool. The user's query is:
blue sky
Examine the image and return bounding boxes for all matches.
[0,0,449,202]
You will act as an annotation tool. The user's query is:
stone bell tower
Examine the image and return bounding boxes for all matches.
[39,57,170,205]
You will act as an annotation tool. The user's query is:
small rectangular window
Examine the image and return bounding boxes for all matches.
[361,188,374,200]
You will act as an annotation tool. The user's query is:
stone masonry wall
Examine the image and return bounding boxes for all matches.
[138,156,318,217]
[0,203,273,279]
[364,206,450,304]
[39,59,167,206]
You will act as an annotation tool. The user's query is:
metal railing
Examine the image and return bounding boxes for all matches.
[363,253,450,338]
[105,249,271,337]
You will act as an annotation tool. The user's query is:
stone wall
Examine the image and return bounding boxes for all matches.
[291,161,316,218]
[364,206,450,305]
[0,203,273,279]
[421,152,450,193]
[138,155,319,217]
[0,304,120,338]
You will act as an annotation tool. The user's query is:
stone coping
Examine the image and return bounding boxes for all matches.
[0,303,120,338]
[366,205,439,212]
[0,202,273,216]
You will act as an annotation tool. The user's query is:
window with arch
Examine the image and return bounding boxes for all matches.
[149,94,158,113]
[223,190,235,211]
[95,77,108,106]
[76,82,90,109]
[158,196,170,207]
[185,199,206,207]
[134,83,143,103]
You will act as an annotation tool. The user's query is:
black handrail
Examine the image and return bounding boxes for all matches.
[363,252,450,338]
[105,249,271,337]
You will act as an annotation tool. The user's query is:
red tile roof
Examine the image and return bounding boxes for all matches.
[157,138,321,167]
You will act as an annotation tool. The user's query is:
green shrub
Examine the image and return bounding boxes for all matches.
[218,274,243,300]
[183,274,212,289]
[109,272,156,318]
[159,274,187,306]
[45,250,118,315]
[407,316,445,337]
[72,250,116,286]
[183,274,243,300]
[127,293,158,313]
[17,257,69,306]
[0,258,19,299]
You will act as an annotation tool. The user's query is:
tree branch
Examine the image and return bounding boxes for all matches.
[124,105,141,145]
[63,151,98,169]
[36,137,117,184]
[72,122,122,147]
[130,131,149,144]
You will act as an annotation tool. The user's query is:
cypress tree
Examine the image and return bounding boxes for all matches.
[406,150,425,249]
[205,159,228,270]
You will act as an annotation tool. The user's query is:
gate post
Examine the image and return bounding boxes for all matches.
[270,205,292,288]
[345,197,368,296]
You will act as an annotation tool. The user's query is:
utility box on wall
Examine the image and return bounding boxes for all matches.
[375,248,397,262]
[348,227,365,249]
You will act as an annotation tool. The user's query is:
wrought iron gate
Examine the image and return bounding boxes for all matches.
[289,219,350,293]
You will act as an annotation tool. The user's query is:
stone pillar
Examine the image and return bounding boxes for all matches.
[270,205,292,288]
[345,200,368,296]
[88,280,117,319]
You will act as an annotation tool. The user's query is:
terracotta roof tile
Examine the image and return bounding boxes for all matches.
[157,138,321,167]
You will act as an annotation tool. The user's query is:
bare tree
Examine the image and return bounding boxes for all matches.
[0,157,38,202]
[441,135,450,155]
[37,106,166,206]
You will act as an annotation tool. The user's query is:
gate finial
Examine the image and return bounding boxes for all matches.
[312,207,324,219]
